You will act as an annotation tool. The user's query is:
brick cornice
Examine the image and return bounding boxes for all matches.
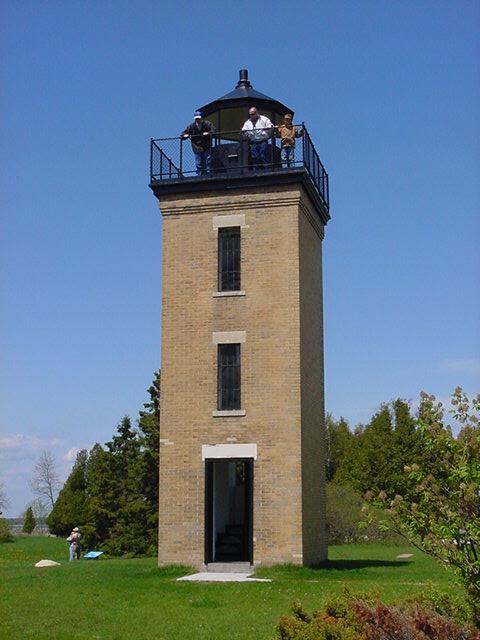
[160,189,324,239]
[159,194,302,216]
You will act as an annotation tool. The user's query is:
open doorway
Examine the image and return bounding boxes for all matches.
[205,458,253,564]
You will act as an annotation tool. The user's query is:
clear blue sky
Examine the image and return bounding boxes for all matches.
[1,0,479,516]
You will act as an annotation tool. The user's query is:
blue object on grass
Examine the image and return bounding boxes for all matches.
[83,551,104,559]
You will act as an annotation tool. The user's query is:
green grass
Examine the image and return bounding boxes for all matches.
[0,536,460,640]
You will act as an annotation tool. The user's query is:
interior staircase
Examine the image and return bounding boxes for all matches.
[215,524,245,561]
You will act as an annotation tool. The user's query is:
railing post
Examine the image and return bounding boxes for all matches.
[209,134,214,176]
[150,138,153,181]
[179,137,183,178]
[270,126,274,170]
[302,122,307,169]
[149,129,329,211]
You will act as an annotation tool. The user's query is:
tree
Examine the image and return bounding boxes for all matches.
[139,371,160,448]
[334,405,394,494]
[75,416,147,555]
[367,388,480,624]
[84,373,160,555]
[325,414,353,482]
[83,443,119,549]
[47,450,88,536]
[0,518,13,543]
[22,506,36,534]
[30,450,61,509]
[0,482,9,515]
[137,371,160,553]
[105,415,147,555]
[333,399,422,498]
[389,398,422,496]
[29,498,49,522]
[47,371,161,556]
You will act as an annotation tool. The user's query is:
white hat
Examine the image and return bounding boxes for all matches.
[73,527,79,532]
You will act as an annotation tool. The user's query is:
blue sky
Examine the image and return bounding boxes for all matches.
[1,0,478,516]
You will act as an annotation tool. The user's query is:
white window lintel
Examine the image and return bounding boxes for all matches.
[202,443,257,460]
[212,331,246,344]
[213,214,246,230]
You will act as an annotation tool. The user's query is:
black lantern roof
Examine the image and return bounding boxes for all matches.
[197,69,294,135]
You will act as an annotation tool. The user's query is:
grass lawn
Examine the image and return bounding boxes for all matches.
[0,536,459,640]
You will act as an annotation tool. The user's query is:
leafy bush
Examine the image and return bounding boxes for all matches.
[274,589,480,639]
[0,518,14,543]
[405,585,474,627]
[326,483,400,544]
[365,389,480,622]
[353,600,479,640]
[323,587,378,620]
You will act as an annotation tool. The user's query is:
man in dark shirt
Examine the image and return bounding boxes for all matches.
[181,110,215,176]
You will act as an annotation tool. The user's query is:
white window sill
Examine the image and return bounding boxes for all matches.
[213,290,246,298]
[212,410,246,417]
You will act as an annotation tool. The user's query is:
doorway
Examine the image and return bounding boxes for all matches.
[205,458,253,564]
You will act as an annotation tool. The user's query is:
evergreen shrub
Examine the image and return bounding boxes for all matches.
[22,506,36,534]
[0,518,14,543]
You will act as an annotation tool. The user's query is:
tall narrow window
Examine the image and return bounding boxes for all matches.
[218,227,240,291]
[217,343,241,410]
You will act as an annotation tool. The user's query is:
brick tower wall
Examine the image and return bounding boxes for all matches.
[298,199,328,564]
[157,184,326,568]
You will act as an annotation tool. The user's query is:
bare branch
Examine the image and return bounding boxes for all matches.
[0,481,10,515]
[28,498,49,521]
[30,450,61,509]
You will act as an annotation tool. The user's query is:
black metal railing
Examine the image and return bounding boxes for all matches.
[150,124,329,209]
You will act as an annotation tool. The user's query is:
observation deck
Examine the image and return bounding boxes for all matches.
[149,70,330,225]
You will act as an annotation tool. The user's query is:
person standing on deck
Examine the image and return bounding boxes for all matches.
[181,111,216,176]
[242,107,273,169]
[275,113,303,167]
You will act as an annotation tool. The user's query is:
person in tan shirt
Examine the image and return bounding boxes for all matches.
[275,113,303,167]
[67,526,81,560]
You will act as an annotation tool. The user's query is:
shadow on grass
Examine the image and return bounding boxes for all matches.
[256,559,414,579]
[319,559,413,570]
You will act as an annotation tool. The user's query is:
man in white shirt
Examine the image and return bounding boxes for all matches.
[242,107,273,169]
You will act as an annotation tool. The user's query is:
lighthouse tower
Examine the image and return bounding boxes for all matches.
[150,70,330,569]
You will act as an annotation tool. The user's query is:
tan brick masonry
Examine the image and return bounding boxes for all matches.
[157,183,327,568]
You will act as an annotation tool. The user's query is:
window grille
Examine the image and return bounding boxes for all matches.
[217,343,241,410]
[218,227,240,291]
